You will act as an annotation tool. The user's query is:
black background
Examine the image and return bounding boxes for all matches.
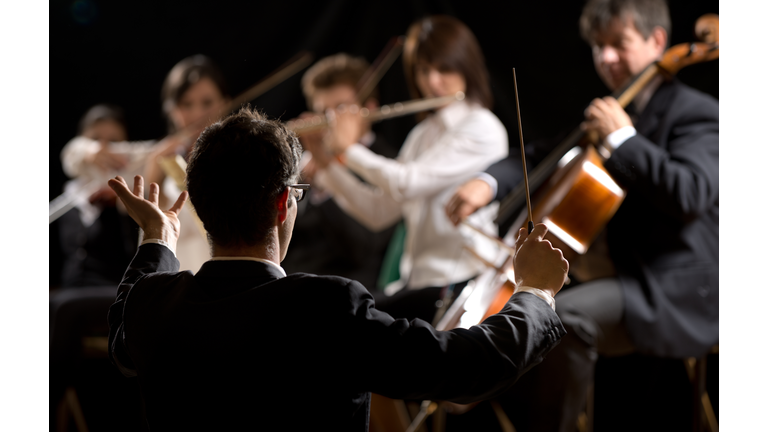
[49,0,718,201]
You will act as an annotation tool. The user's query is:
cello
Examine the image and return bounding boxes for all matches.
[406,13,719,431]
[496,14,720,266]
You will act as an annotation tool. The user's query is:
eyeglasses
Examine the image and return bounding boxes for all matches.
[288,184,310,203]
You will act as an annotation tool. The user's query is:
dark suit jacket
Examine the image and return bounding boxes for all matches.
[108,243,564,430]
[282,134,399,291]
[484,80,718,358]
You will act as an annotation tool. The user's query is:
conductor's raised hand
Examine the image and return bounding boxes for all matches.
[107,175,188,250]
[513,224,569,298]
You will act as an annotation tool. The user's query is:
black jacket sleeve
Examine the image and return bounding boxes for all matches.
[604,91,719,222]
[485,155,524,201]
[108,243,180,377]
[345,281,565,403]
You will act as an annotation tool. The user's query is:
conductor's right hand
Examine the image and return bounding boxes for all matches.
[513,224,569,298]
[107,175,188,252]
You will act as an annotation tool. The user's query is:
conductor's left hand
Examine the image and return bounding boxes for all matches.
[108,175,188,251]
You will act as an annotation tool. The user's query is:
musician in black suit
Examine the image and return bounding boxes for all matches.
[445,0,718,430]
[283,53,399,292]
[106,107,570,430]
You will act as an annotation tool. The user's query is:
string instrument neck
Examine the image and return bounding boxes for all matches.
[495,14,719,227]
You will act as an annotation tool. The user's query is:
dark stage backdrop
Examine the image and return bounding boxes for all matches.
[49,0,718,282]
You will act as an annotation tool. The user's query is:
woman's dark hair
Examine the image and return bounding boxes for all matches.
[403,15,493,110]
[77,103,126,135]
[161,54,230,132]
[186,107,302,248]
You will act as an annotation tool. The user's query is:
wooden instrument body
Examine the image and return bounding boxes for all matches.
[510,145,625,263]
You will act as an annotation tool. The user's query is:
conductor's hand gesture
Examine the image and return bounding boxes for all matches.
[513,224,569,298]
[108,175,188,251]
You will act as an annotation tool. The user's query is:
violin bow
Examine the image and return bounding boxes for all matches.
[200,50,314,132]
[355,36,404,103]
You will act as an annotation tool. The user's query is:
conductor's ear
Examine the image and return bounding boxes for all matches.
[276,188,290,223]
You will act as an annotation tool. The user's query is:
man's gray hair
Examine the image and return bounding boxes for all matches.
[579,0,671,46]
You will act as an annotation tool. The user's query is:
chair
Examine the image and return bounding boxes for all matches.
[686,345,719,432]
[56,337,109,432]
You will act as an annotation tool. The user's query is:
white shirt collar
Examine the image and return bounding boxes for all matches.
[209,256,287,277]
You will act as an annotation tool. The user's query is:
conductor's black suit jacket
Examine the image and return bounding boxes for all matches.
[487,79,718,358]
[108,243,564,430]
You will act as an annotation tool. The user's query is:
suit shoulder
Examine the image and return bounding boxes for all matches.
[672,82,719,120]
[140,270,194,285]
[128,270,195,301]
[282,273,374,312]
[283,272,366,292]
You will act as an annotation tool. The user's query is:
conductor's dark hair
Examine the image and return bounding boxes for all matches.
[579,0,671,45]
[161,54,230,132]
[77,104,126,135]
[403,15,493,110]
[186,107,303,248]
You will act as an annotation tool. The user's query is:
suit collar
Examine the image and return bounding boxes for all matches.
[194,260,286,299]
[209,256,286,276]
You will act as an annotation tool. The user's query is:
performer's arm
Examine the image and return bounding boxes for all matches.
[605,112,718,221]
[584,95,719,221]
[314,161,404,232]
[445,155,523,226]
[348,224,569,401]
[338,113,508,201]
[61,136,156,179]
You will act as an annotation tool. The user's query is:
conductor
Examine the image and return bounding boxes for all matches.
[106,107,569,430]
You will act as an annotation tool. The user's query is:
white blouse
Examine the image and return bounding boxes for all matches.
[315,100,508,294]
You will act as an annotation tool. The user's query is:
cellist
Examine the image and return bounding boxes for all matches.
[304,16,510,324]
[445,0,718,429]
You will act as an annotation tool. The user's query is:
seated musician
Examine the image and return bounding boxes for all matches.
[50,104,140,426]
[282,53,399,293]
[106,107,569,431]
[60,55,231,274]
[445,0,718,429]
[303,16,509,324]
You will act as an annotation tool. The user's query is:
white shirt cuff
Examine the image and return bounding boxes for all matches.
[475,172,498,200]
[606,126,637,150]
[141,238,176,257]
[515,286,556,311]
